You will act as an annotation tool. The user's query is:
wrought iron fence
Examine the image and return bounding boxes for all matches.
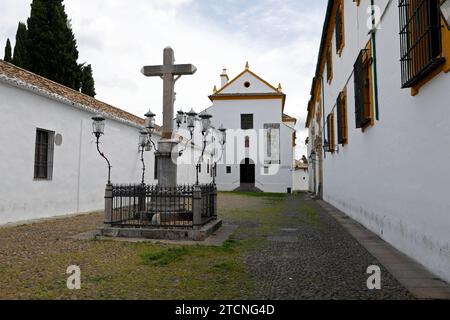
[107,184,217,228]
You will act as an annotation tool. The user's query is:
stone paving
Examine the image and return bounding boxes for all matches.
[244,194,415,300]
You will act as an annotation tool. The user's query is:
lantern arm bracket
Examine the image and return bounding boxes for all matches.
[95,136,112,185]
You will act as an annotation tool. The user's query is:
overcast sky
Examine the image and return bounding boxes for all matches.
[0,0,327,158]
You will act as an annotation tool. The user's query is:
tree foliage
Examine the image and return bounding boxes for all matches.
[12,22,28,68]
[80,64,96,97]
[26,0,82,90]
[3,39,12,62]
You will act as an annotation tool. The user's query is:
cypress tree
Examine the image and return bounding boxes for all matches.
[80,64,96,97]
[12,22,28,68]
[4,39,12,62]
[27,0,81,90]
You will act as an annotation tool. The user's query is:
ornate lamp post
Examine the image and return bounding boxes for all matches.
[92,115,112,185]
[139,131,149,185]
[144,108,158,150]
[196,110,213,185]
[441,0,450,30]
[212,124,227,184]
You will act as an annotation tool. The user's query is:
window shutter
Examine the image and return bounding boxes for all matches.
[336,92,343,144]
[342,91,348,143]
[354,51,364,128]
[47,132,54,180]
[326,114,331,151]
[336,6,343,52]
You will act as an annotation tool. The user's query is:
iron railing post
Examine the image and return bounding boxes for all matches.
[193,185,202,227]
[104,184,113,226]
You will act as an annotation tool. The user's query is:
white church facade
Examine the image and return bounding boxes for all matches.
[207,64,297,193]
[0,60,212,225]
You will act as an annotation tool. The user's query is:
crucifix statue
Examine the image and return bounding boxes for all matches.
[141,47,197,186]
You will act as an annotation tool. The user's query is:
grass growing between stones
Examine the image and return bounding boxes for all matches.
[0,193,306,300]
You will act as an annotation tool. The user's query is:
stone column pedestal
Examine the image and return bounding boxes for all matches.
[156,139,179,187]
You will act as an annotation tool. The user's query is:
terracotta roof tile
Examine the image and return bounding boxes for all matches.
[0,59,162,131]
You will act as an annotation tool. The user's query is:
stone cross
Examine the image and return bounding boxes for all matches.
[141,47,197,139]
[141,47,197,186]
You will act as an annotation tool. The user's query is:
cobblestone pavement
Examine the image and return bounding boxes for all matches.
[244,194,414,300]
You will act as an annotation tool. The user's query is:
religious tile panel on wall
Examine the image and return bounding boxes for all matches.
[264,123,280,165]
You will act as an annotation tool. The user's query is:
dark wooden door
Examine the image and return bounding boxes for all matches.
[240,158,255,184]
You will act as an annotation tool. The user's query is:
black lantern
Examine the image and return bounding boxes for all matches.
[91,114,111,185]
[186,108,198,137]
[218,124,227,145]
[145,108,156,134]
[199,110,212,134]
[441,0,450,30]
[139,131,149,147]
[186,108,197,129]
[176,109,185,128]
[92,114,105,138]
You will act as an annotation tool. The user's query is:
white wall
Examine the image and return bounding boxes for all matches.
[293,169,309,192]
[0,80,208,225]
[317,0,450,283]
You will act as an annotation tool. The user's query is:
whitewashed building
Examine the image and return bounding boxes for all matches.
[0,60,212,225]
[206,64,297,193]
[306,0,450,282]
[293,161,309,192]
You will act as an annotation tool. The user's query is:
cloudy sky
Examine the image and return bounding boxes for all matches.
[0,0,327,158]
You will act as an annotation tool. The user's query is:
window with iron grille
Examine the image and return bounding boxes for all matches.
[354,49,373,129]
[399,0,444,88]
[336,2,344,54]
[336,90,348,145]
[241,114,254,130]
[34,129,54,180]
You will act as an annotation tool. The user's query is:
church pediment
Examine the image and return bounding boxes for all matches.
[215,69,280,95]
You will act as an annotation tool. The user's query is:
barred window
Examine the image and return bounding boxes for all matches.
[399,0,444,88]
[34,129,54,180]
[354,48,374,129]
[336,90,348,145]
[241,114,253,130]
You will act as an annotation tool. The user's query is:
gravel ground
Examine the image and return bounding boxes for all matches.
[0,193,414,300]
[243,194,414,300]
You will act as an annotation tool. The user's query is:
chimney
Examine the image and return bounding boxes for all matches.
[220,68,229,88]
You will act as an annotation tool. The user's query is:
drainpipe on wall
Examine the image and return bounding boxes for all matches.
[370,0,380,120]
[320,75,326,199]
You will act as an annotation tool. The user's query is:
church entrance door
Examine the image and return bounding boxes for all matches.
[240,158,255,184]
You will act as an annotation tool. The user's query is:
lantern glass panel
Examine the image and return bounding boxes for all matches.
[92,120,105,135]
[139,132,148,146]
[201,118,210,132]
